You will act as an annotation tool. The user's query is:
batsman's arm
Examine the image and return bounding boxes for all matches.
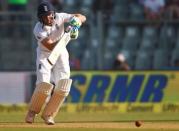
[47,28,72,66]
[73,14,86,23]
[41,38,59,51]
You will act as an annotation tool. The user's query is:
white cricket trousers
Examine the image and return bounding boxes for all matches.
[36,47,70,86]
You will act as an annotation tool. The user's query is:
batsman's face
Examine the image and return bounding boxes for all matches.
[42,12,54,26]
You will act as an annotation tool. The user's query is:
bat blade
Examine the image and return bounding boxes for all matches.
[47,30,71,65]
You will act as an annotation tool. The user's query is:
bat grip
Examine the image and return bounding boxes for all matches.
[65,26,72,33]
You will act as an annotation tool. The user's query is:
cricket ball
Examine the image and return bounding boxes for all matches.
[135,120,142,127]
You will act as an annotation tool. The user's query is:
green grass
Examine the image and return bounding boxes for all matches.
[0,111,179,131]
[0,111,179,123]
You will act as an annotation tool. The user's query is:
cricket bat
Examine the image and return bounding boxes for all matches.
[47,26,72,65]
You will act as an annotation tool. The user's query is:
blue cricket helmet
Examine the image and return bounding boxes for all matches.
[37,1,55,21]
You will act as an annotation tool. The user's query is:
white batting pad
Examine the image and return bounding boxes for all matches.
[28,82,53,114]
[57,79,72,93]
[42,79,72,118]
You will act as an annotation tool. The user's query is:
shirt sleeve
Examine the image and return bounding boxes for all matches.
[57,13,73,23]
[33,25,48,42]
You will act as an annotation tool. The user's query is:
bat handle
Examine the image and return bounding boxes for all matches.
[65,26,72,33]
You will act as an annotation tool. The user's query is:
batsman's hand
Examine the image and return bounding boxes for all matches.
[70,27,79,40]
[69,16,82,29]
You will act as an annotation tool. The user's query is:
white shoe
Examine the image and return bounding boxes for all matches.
[41,115,55,125]
[25,111,36,124]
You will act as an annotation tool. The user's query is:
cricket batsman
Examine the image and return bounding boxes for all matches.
[25,1,86,125]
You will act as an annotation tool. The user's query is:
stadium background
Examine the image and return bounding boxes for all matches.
[0,0,179,130]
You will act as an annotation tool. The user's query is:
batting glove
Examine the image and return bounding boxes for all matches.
[69,16,82,29]
[70,27,79,40]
